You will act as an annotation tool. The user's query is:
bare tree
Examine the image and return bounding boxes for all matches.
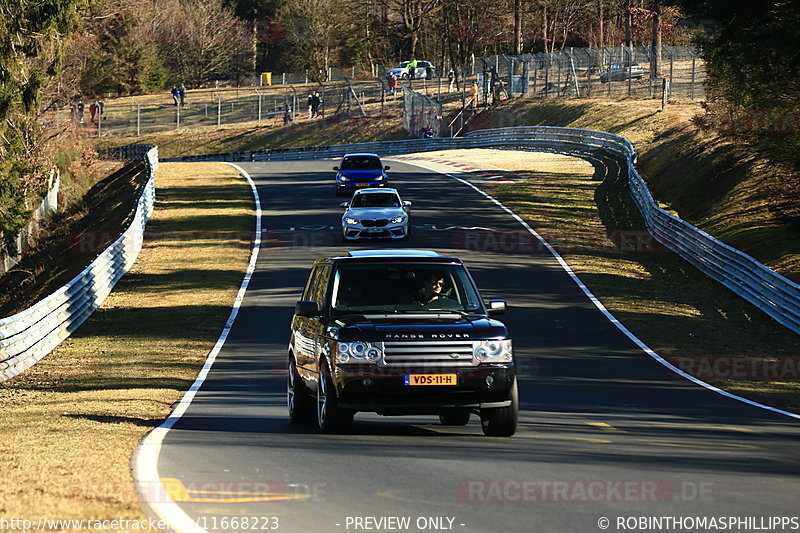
[382,0,442,57]
[513,0,522,55]
[143,0,251,87]
[650,0,662,76]
[279,0,347,81]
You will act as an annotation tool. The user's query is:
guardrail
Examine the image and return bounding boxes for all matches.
[163,126,800,334]
[0,145,158,382]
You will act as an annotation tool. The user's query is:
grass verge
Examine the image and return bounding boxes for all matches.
[408,148,800,412]
[0,162,252,523]
[476,98,800,281]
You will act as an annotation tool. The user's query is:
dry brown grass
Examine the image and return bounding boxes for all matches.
[0,162,252,528]
[478,98,800,280]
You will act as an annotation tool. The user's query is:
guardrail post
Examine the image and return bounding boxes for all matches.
[255,89,262,125]
[216,93,222,128]
[176,101,181,131]
[134,99,141,136]
[668,47,674,99]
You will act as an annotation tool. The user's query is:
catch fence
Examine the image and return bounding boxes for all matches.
[470,45,703,100]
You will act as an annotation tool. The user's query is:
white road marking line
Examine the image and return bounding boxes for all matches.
[132,163,262,533]
[393,158,800,421]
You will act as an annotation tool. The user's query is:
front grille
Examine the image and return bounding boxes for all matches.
[362,219,388,227]
[382,341,476,367]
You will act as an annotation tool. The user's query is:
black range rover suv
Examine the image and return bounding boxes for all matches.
[288,250,518,436]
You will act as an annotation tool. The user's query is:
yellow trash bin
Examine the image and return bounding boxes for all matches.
[261,72,272,86]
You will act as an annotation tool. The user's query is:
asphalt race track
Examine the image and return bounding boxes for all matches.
[151,158,800,533]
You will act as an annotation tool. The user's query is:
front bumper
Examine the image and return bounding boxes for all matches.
[333,363,515,414]
[343,222,407,240]
[337,181,387,193]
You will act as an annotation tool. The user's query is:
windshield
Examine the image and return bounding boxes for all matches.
[351,193,400,208]
[341,156,383,171]
[331,263,483,314]
[398,62,410,68]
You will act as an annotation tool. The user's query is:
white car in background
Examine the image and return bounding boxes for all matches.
[599,62,644,82]
[340,188,411,241]
[386,60,436,80]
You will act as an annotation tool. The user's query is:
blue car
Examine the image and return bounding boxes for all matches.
[334,153,390,195]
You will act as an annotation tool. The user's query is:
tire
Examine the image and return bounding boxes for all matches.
[400,226,410,241]
[401,73,408,80]
[480,378,518,437]
[439,409,470,426]
[317,361,354,434]
[287,356,314,423]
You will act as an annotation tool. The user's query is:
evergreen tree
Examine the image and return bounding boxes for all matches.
[0,0,80,255]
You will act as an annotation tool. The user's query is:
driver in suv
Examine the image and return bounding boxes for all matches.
[287,250,518,436]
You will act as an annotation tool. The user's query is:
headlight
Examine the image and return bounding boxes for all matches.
[473,340,512,363]
[345,217,359,225]
[338,175,350,182]
[390,215,406,224]
[336,341,384,364]
[374,175,385,181]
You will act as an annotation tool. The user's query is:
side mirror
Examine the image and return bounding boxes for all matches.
[333,166,339,171]
[402,201,412,208]
[295,300,320,317]
[487,300,506,316]
[384,166,391,171]
[339,202,350,208]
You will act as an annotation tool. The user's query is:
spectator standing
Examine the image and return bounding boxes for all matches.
[311,91,321,118]
[447,69,455,92]
[283,103,292,125]
[408,58,418,81]
[97,99,104,118]
[308,92,314,118]
[170,85,179,106]
[69,103,77,123]
[89,102,98,123]
[178,84,187,106]
[77,101,85,123]
[388,73,399,96]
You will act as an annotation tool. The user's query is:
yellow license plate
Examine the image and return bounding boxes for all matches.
[357,183,370,187]
[404,374,457,386]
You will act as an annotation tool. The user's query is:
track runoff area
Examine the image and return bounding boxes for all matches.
[135,157,800,533]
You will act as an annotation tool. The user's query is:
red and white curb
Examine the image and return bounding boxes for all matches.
[392,156,516,182]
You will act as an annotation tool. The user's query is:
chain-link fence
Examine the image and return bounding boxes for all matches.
[40,87,304,136]
[467,45,704,100]
[39,80,401,136]
[39,45,705,138]
[402,87,443,138]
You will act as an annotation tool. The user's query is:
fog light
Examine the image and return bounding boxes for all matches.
[485,375,494,387]
[363,377,374,387]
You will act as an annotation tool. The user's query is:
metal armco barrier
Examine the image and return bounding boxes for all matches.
[0,145,158,382]
[162,126,800,334]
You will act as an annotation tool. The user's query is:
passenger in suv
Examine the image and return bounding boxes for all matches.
[287,250,518,436]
